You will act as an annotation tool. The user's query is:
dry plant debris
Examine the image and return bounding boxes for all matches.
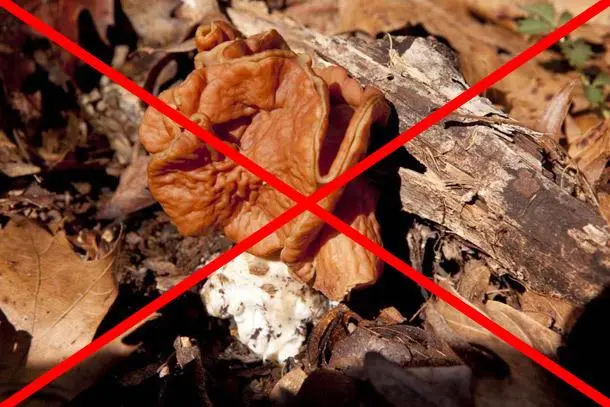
[1,0,610,405]
[0,217,134,404]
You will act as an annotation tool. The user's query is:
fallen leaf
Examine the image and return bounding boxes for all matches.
[0,184,56,209]
[425,278,565,407]
[456,260,491,303]
[60,0,114,43]
[567,119,610,185]
[364,352,473,407]
[328,325,445,374]
[122,0,224,48]
[36,113,87,168]
[538,80,578,140]
[279,0,585,129]
[460,0,610,44]
[270,367,308,405]
[518,290,579,333]
[281,0,340,34]
[337,0,415,37]
[97,153,156,219]
[306,304,362,369]
[376,306,407,324]
[0,130,40,178]
[0,218,133,404]
[10,91,42,123]
[31,0,114,44]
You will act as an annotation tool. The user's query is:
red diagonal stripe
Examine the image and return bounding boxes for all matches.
[1,200,313,406]
[306,0,610,204]
[311,203,610,405]
[1,0,609,406]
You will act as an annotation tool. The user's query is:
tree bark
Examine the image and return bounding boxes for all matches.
[228,8,610,305]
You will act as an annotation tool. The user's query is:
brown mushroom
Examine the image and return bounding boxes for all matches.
[139,21,390,300]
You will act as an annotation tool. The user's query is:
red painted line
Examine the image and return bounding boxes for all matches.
[310,203,610,406]
[1,0,609,405]
[308,0,610,204]
[1,201,314,407]
[0,0,306,206]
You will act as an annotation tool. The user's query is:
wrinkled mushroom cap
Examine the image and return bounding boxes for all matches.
[140,21,390,300]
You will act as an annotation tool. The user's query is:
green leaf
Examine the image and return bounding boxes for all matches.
[517,18,554,35]
[560,38,593,69]
[592,72,610,88]
[558,10,574,26]
[584,85,605,107]
[520,3,556,24]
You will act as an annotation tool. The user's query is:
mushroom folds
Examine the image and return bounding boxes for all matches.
[140,21,390,300]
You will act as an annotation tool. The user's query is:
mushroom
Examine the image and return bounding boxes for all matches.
[140,21,390,300]
[201,252,330,362]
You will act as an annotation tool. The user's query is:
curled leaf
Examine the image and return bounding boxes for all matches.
[98,153,156,219]
[538,80,577,139]
[425,279,565,407]
[567,119,610,185]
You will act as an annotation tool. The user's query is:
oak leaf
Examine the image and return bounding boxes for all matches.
[567,119,610,186]
[0,218,132,404]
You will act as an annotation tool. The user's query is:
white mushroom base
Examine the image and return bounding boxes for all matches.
[200,252,330,362]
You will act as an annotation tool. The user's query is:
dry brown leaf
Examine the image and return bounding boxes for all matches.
[519,290,579,333]
[337,0,414,37]
[364,353,473,407]
[567,119,610,185]
[328,325,439,373]
[538,80,578,140]
[98,153,155,219]
[281,0,340,34]
[0,130,40,178]
[460,0,610,43]
[284,0,583,128]
[377,306,407,324]
[425,279,565,407]
[0,13,37,93]
[122,0,224,48]
[25,0,113,76]
[306,304,362,369]
[30,0,114,44]
[270,367,308,404]
[0,218,133,403]
[598,186,610,225]
[59,0,114,43]
[36,113,87,168]
[456,260,491,303]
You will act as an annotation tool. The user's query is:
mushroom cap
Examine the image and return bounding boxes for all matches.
[140,21,390,300]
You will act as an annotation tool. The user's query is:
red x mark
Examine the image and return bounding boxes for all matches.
[2,0,610,405]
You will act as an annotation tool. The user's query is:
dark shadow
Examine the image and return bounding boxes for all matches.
[385,23,453,53]
[539,58,574,74]
[558,285,610,406]
[68,292,223,407]
[0,308,32,384]
[347,106,427,320]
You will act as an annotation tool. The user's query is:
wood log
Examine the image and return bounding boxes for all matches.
[227,8,610,305]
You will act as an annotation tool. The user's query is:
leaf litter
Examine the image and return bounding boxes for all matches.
[1,0,609,405]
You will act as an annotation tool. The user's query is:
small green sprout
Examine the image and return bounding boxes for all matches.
[518,3,608,117]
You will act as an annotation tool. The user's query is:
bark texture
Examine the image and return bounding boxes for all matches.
[228,8,610,305]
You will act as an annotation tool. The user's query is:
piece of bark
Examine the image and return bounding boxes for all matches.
[227,9,610,305]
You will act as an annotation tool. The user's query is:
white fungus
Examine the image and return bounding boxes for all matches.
[200,252,330,362]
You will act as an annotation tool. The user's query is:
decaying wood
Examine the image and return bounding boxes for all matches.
[228,8,610,305]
